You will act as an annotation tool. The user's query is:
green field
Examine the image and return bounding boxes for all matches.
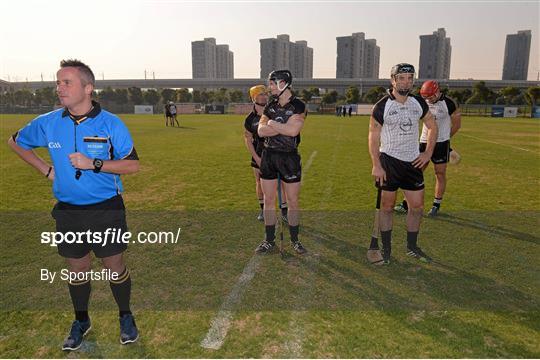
[0,113,539,358]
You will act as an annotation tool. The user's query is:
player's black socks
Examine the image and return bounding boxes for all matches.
[109,267,132,317]
[402,200,409,210]
[259,199,264,210]
[381,230,392,249]
[407,231,419,250]
[68,278,91,322]
[280,202,288,217]
[289,225,299,242]
[433,197,442,209]
[265,225,276,243]
[369,236,379,249]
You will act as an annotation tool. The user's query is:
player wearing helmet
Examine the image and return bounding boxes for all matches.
[368,63,438,264]
[255,70,307,255]
[403,80,461,216]
[243,85,288,222]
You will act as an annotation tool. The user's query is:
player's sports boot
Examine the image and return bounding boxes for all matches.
[257,210,264,222]
[119,314,139,345]
[381,237,391,265]
[62,319,91,351]
[394,202,408,214]
[255,240,275,254]
[381,246,391,265]
[406,247,432,263]
[291,240,307,254]
[428,206,439,217]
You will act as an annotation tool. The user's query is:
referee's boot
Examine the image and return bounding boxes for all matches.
[257,210,264,222]
[119,313,139,345]
[255,240,275,254]
[406,247,432,263]
[62,319,91,351]
[291,240,307,255]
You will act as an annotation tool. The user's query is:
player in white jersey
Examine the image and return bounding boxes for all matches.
[395,80,461,216]
[368,63,438,264]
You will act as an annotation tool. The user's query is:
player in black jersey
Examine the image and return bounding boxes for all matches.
[243,85,288,222]
[256,70,307,255]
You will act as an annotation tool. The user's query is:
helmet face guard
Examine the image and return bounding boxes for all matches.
[268,70,293,99]
[391,63,415,96]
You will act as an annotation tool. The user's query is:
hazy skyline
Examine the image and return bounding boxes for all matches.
[1,0,538,82]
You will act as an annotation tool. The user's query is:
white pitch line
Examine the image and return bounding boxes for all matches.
[301,150,318,185]
[283,126,344,357]
[460,133,537,153]
[200,256,261,350]
[200,150,318,350]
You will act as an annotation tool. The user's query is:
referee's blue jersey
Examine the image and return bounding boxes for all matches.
[14,102,138,205]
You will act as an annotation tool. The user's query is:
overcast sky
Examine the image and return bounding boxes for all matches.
[1,0,538,81]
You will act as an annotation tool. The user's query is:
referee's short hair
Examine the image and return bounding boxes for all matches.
[60,59,95,86]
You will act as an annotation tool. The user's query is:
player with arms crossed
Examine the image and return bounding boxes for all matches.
[256,70,306,255]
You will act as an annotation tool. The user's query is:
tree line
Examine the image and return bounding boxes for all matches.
[1,83,539,107]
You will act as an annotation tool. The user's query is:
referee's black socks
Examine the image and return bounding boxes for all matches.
[68,278,91,322]
[433,197,442,209]
[109,267,132,317]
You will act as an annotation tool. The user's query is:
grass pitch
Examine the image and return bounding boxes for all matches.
[0,113,539,358]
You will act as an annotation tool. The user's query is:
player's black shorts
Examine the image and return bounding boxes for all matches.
[419,140,450,164]
[260,149,301,183]
[51,195,128,259]
[377,153,424,192]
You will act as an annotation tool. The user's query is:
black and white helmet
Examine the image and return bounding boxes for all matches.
[390,63,415,78]
[268,70,293,91]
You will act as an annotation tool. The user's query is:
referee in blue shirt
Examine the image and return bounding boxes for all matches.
[8,59,140,351]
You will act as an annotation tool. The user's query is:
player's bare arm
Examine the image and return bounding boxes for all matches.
[450,108,462,137]
[413,111,438,168]
[257,114,279,137]
[244,129,261,165]
[267,114,304,136]
[368,116,385,185]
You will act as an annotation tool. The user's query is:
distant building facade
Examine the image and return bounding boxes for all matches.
[418,28,452,79]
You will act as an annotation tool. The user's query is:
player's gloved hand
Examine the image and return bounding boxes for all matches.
[412,152,431,168]
[371,165,386,186]
[68,152,93,170]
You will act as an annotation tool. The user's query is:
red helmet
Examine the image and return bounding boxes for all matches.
[420,80,440,98]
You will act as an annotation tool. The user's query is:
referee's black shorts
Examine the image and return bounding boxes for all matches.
[51,195,128,259]
[377,153,424,192]
[260,149,302,183]
[419,140,450,164]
